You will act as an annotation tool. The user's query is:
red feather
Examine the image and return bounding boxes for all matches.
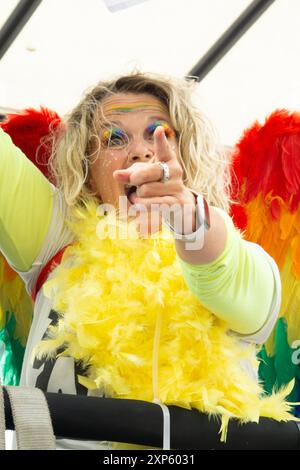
[229,204,248,232]
[0,107,61,179]
[231,109,300,224]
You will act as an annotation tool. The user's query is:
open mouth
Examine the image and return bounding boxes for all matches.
[124,184,137,204]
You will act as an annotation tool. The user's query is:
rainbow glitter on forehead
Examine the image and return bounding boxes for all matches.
[103,97,168,115]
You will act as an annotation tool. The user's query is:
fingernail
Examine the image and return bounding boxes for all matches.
[160,129,167,140]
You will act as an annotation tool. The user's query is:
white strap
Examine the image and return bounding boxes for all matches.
[156,402,171,450]
[5,386,56,450]
[0,386,6,450]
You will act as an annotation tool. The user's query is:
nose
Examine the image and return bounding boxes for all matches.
[127,141,154,163]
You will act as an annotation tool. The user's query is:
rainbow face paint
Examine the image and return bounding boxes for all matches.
[145,120,176,139]
[99,94,178,153]
[102,95,168,116]
[101,120,176,150]
[101,127,129,148]
[104,102,167,114]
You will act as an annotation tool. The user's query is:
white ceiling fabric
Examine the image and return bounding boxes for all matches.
[0,0,299,144]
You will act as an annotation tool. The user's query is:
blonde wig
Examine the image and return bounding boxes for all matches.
[49,72,232,212]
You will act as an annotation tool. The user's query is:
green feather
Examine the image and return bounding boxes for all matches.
[258,318,299,404]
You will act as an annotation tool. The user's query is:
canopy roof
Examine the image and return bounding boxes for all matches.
[0,0,299,144]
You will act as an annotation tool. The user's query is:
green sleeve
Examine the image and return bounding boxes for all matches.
[0,128,53,271]
[178,208,275,335]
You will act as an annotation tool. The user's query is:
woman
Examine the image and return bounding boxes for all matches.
[0,72,289,449]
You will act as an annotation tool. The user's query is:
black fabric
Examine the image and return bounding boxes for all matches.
[3,389,300,449]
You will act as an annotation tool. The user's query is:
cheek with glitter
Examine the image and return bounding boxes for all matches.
[100,152,126,172]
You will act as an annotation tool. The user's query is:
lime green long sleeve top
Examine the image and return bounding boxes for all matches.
[178,209,279,336]
[0,127,53,271]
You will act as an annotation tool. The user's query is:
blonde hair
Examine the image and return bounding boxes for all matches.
[49,72,232,212]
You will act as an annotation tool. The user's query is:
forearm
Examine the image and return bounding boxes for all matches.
[0,128,53,271]
[177,208,277,335]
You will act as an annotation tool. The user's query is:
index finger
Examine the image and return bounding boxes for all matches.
[154,126,176,163]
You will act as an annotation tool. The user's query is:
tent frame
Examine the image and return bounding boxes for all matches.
[0,0,276,119]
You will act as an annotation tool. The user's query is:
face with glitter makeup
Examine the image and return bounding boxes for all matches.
[89,93,178,207]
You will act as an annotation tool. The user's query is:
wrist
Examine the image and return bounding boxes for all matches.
[183,190,197,234]
[163,190,210,247]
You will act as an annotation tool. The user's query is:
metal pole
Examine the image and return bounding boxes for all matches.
[0,0,42,60]
[188,0,276,81]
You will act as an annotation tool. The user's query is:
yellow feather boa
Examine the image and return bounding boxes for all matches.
[35,200,294,441]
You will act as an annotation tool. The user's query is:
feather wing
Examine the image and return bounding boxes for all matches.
[0,107,61,384]
[230,109,300,413]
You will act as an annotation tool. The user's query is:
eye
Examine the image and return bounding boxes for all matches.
[102,128,128,148]
[146,120,176,140]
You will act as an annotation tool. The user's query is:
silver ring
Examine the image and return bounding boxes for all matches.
[158,162,170,183]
